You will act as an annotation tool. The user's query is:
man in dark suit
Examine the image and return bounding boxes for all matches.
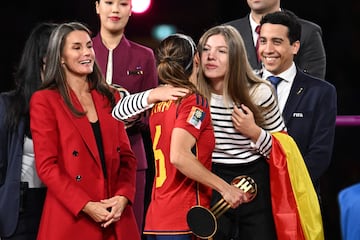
[258,10,337,198]
[225,0,326,79]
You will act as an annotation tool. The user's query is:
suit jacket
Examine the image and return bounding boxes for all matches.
[0,92,25,237]
[30,89,140,240]
[93,34,158,171]
[282,69,337,192]
[226,12,326,79]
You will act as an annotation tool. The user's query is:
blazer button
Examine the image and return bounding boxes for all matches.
[116,147,121,152]
[72,150,79,156]
[75,175,82,182]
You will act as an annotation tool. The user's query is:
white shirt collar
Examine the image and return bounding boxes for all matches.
[249,13,259,35]
[262,62,297,83]
[249,7,282,31]
[249,8,282,45]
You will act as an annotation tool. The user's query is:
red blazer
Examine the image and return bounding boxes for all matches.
[30,89,140,240]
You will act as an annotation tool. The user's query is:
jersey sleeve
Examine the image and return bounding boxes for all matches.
[174,94,211,140]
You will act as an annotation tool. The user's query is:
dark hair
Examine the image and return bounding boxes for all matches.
[5,22,58,135]
[41,22,115,117]
[260,10,302,44]
[156,33,198,94]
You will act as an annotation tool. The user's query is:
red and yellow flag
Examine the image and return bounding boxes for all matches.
[269,132,324,240]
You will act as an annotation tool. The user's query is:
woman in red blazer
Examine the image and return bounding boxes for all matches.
[29,22,140,240]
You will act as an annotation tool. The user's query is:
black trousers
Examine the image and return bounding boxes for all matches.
[3,185,46,240]
[211,158,277,240]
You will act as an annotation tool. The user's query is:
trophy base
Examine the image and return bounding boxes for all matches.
[187,205,217,239]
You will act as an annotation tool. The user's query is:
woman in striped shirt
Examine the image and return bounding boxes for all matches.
[196,25,286,240]
[112,33,249,240]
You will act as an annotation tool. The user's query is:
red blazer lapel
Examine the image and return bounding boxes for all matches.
[58,89,100,166]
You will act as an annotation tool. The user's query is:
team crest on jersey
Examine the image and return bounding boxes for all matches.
[187,107,205,129]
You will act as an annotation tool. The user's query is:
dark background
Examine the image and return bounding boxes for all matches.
[1,1,358,239]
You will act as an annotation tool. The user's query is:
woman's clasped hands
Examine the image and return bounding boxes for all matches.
[82,195,129,228]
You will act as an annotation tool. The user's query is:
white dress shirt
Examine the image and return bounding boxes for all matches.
[249,14,259,46]
[262,62,297,113]
[22,136,44,188]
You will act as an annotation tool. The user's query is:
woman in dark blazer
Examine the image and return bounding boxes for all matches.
[0,22,57,240]
[30,22,140,240]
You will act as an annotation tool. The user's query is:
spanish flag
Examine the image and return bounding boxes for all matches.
[269,132,324,240]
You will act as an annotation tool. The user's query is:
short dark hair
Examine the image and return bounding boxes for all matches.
[260,10,301,44]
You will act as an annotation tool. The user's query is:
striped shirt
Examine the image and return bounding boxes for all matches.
[112,89,153,125]
[211,83,286,164]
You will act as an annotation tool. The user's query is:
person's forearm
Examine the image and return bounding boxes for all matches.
[112,90,153,120]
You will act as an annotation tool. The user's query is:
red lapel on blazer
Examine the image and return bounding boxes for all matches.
[58,89,101,168]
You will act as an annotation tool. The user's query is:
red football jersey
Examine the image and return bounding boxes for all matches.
[144,94,215,235]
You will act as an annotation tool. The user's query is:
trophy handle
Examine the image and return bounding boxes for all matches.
[187,175,257,239]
